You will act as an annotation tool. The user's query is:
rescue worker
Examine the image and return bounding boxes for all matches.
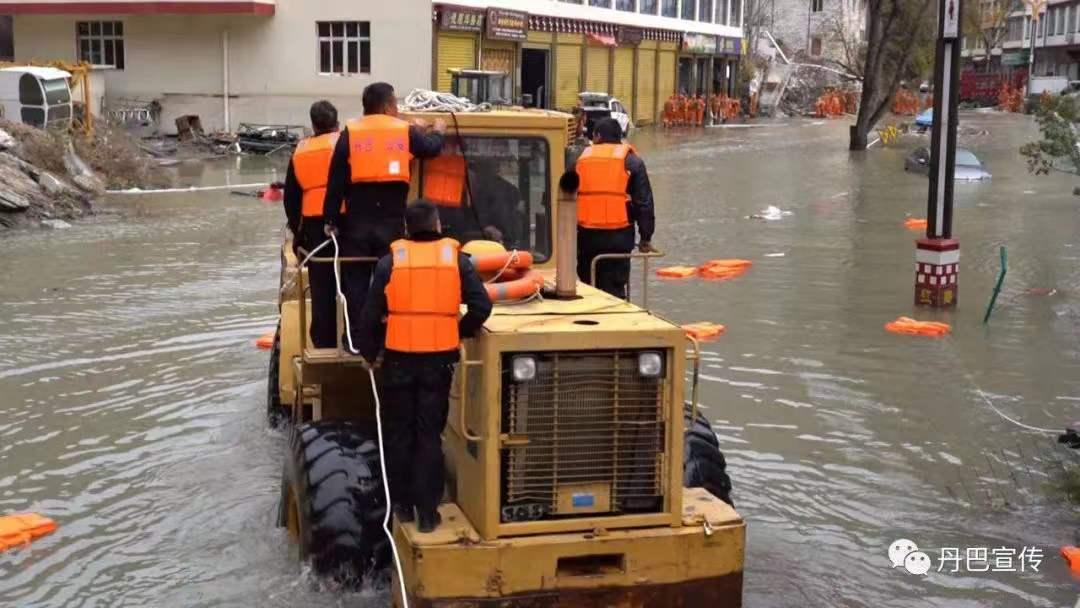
[283,100,341,348]
[322,82,447,351]
[574,117,656,299]
[358,200,493,533]
[420,139,512,246]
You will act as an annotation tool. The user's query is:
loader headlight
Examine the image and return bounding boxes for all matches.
[638,352,663,378]
[512,355,537,382]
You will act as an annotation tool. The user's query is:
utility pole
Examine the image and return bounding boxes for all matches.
[1024,0,1047,96]
[916,0,963,309]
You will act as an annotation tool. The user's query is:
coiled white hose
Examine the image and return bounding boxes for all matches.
[400,88,490,113]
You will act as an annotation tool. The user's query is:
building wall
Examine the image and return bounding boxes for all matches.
[11,0,432,132]
[765,0,864,63]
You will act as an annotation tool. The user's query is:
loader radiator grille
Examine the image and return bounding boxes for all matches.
[501,351,666,521]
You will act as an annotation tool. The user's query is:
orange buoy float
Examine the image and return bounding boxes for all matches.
[1062,546,1080,575]
[255,332,275,350]
[486,270,544,302]
[884,317,951,337]
[698,259,753,280]
[656,266,699,279]
[0,513,57,551]
[470,250,534,275]
[682,322,727,341]
[905,218,929,231]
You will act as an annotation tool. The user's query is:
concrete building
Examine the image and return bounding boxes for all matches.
[1,0,433,133]
[964,0,1080,82]
[430,0,744,125]
[754,0,866,64]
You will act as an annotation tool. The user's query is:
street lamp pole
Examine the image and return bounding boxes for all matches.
[1024,0,1046,96]
[915,0,963,309]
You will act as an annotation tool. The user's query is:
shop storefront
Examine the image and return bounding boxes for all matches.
[714,36,741,98]
[679,33,718,97]
[432,6,526,95]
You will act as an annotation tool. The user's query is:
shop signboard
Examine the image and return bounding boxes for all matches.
[683,33,718,54]
[718,36,742,56]
[440,7,484,33]
[486,8,528,41]
[618,27,644,45]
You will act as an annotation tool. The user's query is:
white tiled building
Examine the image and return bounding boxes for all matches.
[755,0,867,63]
[964,0,1080,81]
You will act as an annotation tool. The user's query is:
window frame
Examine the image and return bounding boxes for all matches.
[316,20,372,76]
[812,0,824,13]
[76,20,125,70]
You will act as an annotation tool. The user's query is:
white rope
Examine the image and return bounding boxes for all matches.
[369,368,410,608]
[329,233,358,355]
[484,250,520,285]
[399,89,490,113]
[106,182,267,194]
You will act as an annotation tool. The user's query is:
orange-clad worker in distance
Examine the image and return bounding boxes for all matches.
[282,100,342,351]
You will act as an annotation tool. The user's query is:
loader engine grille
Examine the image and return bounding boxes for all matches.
[500,351,666,522]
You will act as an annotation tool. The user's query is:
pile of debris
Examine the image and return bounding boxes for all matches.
[778,64,858,118]
[0,119,172,231]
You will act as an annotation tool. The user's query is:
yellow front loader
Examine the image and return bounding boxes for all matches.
[266,109,744,606]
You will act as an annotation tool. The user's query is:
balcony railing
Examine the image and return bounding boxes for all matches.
[0,0,275,15]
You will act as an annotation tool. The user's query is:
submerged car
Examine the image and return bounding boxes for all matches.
[579,92,633,137]
[915,108,934,129]
[904,147,992,181]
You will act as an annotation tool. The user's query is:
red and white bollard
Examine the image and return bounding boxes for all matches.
[915,238,959,308]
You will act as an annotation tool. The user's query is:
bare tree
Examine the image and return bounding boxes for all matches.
[743,0,775,64]
[850,0,937,150]
[964,0,1023,72]
[826,15,867,80]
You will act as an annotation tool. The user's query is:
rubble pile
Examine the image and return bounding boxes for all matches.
[0,120,171,231]
[778,65,856,118]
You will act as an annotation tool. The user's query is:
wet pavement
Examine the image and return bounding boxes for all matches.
[2,112,1079,607]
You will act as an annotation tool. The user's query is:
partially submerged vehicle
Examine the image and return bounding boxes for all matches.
[578,92,633,138]
[268,109,743,606]
[905,146,992,182]
[0,66,73,130]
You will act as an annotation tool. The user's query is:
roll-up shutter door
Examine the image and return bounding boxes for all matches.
[635,47,656,123]
[585,46,610,93]
[613,47,634,117]
[556,42,583,110]
[657,49,676,104]
[437,34,477,93]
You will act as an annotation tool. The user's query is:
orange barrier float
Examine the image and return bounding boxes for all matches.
[486,270,544,302]
[255,332,275,350]
[904,218,929,231]
[656,266,699,279]
[682,322,727,342]
[884,317,951,337]
[698,259,753,280]
[1061,546,1080,575]
[0,513,57,551]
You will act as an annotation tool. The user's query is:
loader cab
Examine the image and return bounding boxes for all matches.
[449,69,512,106]
[0,67,73,130]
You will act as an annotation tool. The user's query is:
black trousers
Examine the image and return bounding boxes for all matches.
[577,226,635,299]
[299,222,336,349]
[338,218,403,348]
[378,356,455,514]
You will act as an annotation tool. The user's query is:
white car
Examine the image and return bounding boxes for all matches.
[579,92,633,138]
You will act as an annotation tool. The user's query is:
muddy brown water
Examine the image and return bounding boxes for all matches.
[2,113,1079,607]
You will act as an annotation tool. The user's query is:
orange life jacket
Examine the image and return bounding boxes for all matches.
[292,132,341,217]
[577,143,633,230]
[346,114,412,185]
[385,238,462,353]
[423,143,467,208]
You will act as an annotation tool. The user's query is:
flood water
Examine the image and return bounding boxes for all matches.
[2,113,1079,607]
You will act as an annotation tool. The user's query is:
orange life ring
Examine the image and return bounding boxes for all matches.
[470,250,534,273]
[486,270,544,302]
[255,331,275,350]
[0,513,57,551]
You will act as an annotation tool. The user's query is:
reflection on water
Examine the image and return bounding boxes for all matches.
[1,114,1078,607]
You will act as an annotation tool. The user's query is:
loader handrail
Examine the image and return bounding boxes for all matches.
[295,246,378,357]
[457,343,484,442]
[685,336,702,425]
[590,250,665,309]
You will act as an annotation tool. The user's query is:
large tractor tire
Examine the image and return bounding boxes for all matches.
[683,403,734,507]
[279,421,390,586]
[267,323,288,428]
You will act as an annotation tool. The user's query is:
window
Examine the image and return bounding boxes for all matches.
[699,0,714,22]
[810,36,823,56]
[731,0,742,27]
[1059,6,1067,34]
[1037,16,1043,37]
[812,0,824,12]
[589,0,613,7]
[616,0,635,10]
[662,0,678,17]
[640,0,658,13]
[716,0,729,25]
[1024,16,1031,39]
[76,21,124,69]
[682,0,697,20]
[422,137,552,261]
[317,21,370,75]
